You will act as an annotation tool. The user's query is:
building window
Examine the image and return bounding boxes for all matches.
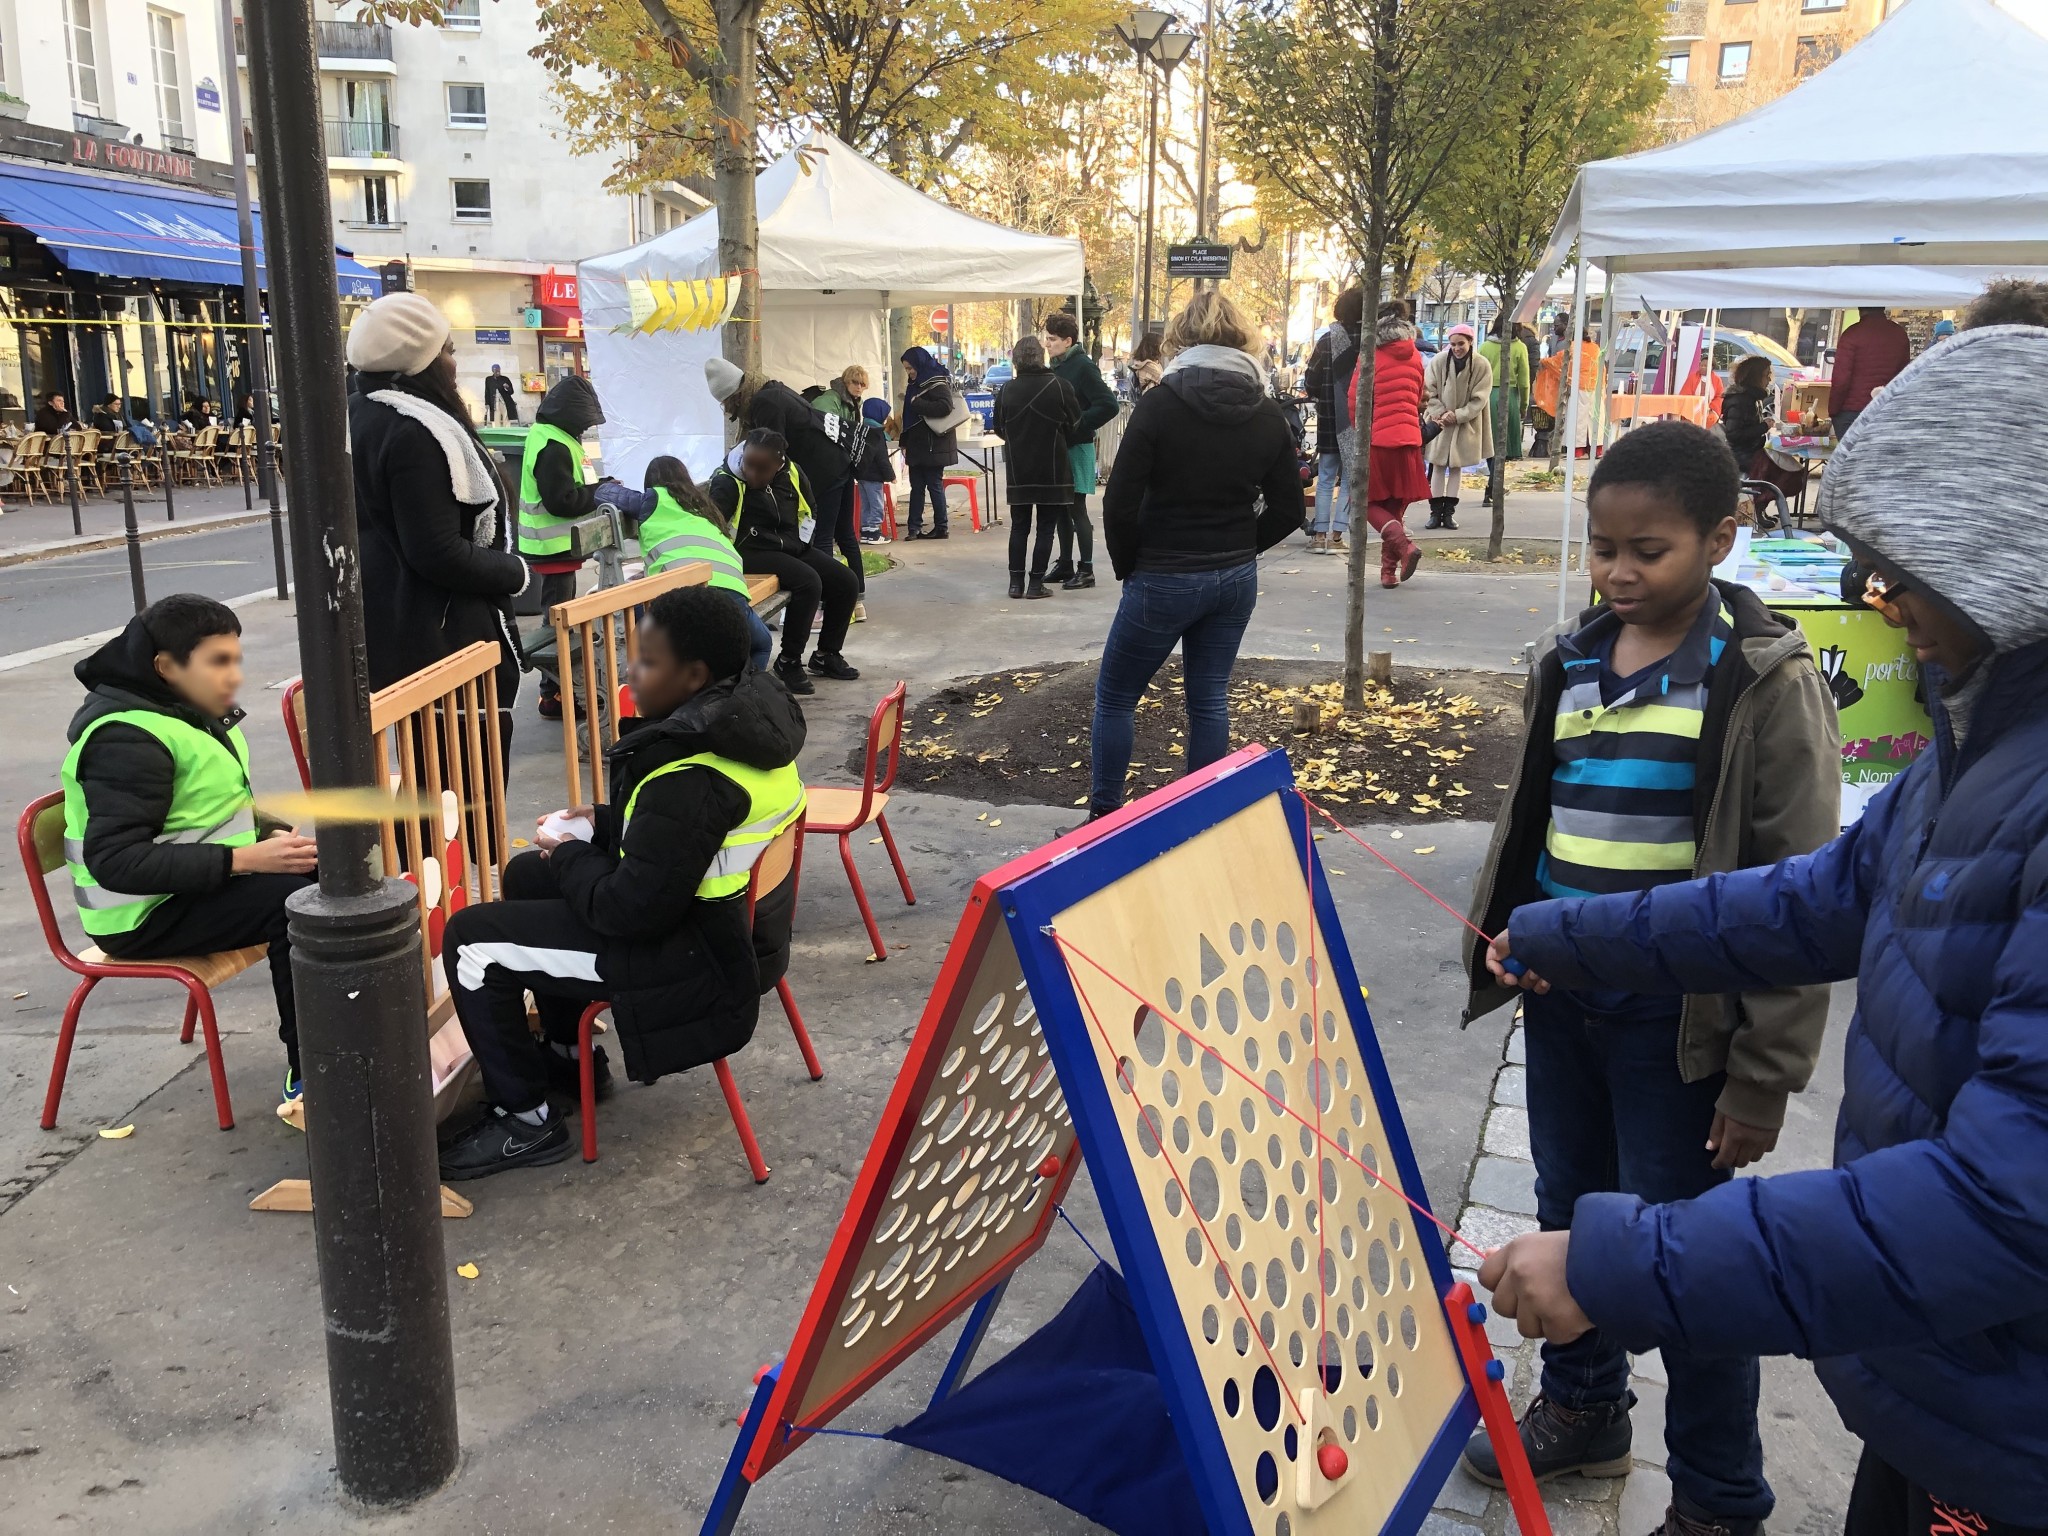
[362,175,394,227]
[149,10,186,145]
[445,83,487,128]
[452,179,492,222]
[1795,33,1843,74]
[440,0,482,30]
[1718,41,1751,82]
[1660,51,1691,84]
[1801,0,1846,9]
[65,0,101,113]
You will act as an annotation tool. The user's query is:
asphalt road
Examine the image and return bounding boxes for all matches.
[0,521,287,656]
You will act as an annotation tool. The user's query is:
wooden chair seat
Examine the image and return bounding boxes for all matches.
[803,785,887,833]
[77,943,270,990]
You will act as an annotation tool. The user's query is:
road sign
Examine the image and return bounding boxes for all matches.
[1168,241,1233,279]
[930,306,950,332]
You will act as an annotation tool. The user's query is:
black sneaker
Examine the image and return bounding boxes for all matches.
[925,527,949,540]
[439,1107,573,1182]
[542,1043,613,1104]
[1460,1391,1632,1486]
[773,658,816,695]
[809,650,861,681]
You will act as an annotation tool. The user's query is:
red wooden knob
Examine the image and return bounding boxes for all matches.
[1037,1154,1062,1179]
[1317,1443,1349,1482]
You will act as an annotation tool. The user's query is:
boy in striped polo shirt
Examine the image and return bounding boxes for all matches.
[1461,421,1841,1536]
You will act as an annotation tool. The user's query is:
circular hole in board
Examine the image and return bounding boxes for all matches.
[1343,1404,1358,1441]
[1239,1159,1269,1220]
[1378,1311,1393,1346]
[1240,1097,1259,1135]
[1274,1194,1291,1230]
[1366,1394,1381,1430]
[1223,1378,1241,1416]
[1177,1031,1196,1067]
[1027,1062,1057,1100]
[1277,1515,1293,1536]
[1337,1303,1352,1338]
[1198,1101,1216,1138]
[940,1046,965,1077]
[1184,1229,1205,1268]
[1251,1364,1282,1430]
[1288,1331,1305,1368]
[1133,1004,1168,1068]
[1369,1240,1392,1295]
[1255,1451,1279,1506]
[1233,1317,1251,1356]
[1252,918,1268,950]
[1220,1128,1238,1165]
[1390,1216,1406,1251]
[1277,922,1298,964]
[941,1147,969,1183]
[1281,976,1297,1011]
[1241,1261,1259,1299]
[1244,1037,1261,1073]
[1165,977,1185,1012]
[1266,1071,1289,1111]
[1013,993,1037,1028]
[1266,1258,1289,1307]
[1319,1332,1345,1394]
[1260,1311,1277,1348]
[1136,1105,1165,1158]
[1356,1332,1376,1380]
[920,1097,948,1130]
[1400,1305,1419,1349]
[1230,922,1247,955]
[1163,1180,1184,1216]
[1217,989,1241,1035]
[938,1095,976,1144]
[1276,1031,1293,1066]
[1300,1292,1317,1328]
[1214,1264,1233,1301]
[1387,1363,1403,1397]
[1225,1214,1244,1251]
[1400,1257,1415,1291]
[1161,1069,1181,1108]
[1173,1117,1191,1155]
[842,1309,876,1347]
[973,994,1004,1034]
[1190,994,1209,1030]
[1200,1049,1226,1096]
[1243,965,1272,1021]
[1189,1156,1222,1220]
[1203,1305,1221,1343]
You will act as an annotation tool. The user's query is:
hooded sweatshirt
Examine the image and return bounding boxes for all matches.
[66,616,260,902]
[546,665,807,1080]
[527,375,612,525]
[1506,324,2048,1521]
[1099,344,1307,580]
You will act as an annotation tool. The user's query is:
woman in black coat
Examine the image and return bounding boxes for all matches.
[990,336,1080,599]
[345,293,528,742]
[898,345,959,539]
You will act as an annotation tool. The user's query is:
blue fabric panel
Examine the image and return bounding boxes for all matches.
[0,162,378,295]
[887,1263,1209,1536]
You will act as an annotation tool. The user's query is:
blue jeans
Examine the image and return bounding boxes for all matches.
[1524,988,1771,1523]
[1314,450,1349,535]
[859,481,886,536]
[906,465,948,533]
[1090,563,1258,815]
[721,589,774,673]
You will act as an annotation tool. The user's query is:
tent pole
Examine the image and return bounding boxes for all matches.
[1594,268,1617,469]
[1556,247,1589,625]
[1703,306,1719,410]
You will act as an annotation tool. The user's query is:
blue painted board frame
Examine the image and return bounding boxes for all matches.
[996,746,1476,1536]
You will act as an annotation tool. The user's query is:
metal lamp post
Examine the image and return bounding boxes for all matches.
[239,0,459,1506]
[1114,11,1196,344]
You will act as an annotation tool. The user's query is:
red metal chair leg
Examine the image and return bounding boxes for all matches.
[876,812,916,905]
[179,992,198,1045]
[191,985,235,1131]
[779,980,823,1081]
[579,1001,604,1163]
[713,1058,770,1184]
[839,832,887,961]
[41,976,97,1129]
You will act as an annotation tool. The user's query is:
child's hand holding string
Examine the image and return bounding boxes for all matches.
[1486,930,1550,993]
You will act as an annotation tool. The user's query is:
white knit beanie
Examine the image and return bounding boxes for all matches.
[704,355,745,402]
[346,292,451,376]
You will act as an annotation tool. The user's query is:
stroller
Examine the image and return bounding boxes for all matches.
[1274,388,1318,486]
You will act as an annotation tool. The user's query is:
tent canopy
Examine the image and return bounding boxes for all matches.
[580,132,1084,484]
[1516,0,2048,316]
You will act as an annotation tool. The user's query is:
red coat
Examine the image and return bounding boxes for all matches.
[1351,335,1427,447]
[1829,312,1911,417]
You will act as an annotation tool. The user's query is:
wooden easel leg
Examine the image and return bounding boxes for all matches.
[1443,1280,1552,1536]
[700,1362,781,1536]
[927,1277,1010,1409]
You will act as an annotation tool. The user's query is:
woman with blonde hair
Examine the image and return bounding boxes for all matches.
[1089,290,1308,818]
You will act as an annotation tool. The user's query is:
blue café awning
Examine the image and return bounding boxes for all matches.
[0,161,378,299]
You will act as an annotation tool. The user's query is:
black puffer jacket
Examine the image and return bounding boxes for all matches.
[66,616,262,901]
[1101,346,1308,579]
[991,365,1080,506]
[529,375,608,526]
[545,668,806,1082]
[900,374,960,470]
[745,379,849,496]
[707,461,816,557]
[350,375,527,693]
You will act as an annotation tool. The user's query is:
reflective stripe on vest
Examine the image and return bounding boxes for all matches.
[619,751,805,901]
[59,711,259,937]
[640,487,750,596]
[517,422,592,556]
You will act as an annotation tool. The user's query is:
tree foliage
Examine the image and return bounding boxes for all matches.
[1423,0,1663,312]
[531,0,1121,190]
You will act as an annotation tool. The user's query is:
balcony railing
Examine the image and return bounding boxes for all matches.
[73,112,128,139]
[325,119,400,159]
[162,131,196,154]
[236,19,393,61]
[1662,0,1708,36]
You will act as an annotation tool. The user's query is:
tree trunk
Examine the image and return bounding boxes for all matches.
[1342,248,1385,712]
[1487,271,1521,563]
[712,0,762,387]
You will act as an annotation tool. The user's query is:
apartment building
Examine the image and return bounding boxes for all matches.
[289,0,704,411]
[1657,0,1909,134]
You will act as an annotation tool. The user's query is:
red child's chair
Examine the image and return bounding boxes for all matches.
[19,793,268,1131]
[575,816,823,1180]
[802,682,915,961]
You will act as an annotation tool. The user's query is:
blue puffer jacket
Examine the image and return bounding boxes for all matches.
[1509,637,2048,1522]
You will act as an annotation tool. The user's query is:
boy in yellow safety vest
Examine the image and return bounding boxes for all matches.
[60,595,319,1104]
[438,586,807,1180]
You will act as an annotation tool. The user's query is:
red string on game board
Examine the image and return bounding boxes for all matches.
[1046,930,1492,1266]
[1297,791,1500,949]
[1054,942,1311,1428]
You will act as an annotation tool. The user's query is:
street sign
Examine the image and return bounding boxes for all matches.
[1166,241,1233,279]
[474,328,511,345]
[930,306,950,332]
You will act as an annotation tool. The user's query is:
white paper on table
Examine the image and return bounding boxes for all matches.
[540,813,595,844]
[1713,526,1753,580]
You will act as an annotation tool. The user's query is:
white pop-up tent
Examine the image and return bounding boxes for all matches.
[1511,0,2048,615]
[580,130,1086,482]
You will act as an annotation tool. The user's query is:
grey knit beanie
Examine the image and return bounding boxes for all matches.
[704,355,745,402]
[344,292,450,376]
[1818,324,2048,656]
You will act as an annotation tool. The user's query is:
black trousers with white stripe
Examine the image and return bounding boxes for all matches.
[443,851,608,1114]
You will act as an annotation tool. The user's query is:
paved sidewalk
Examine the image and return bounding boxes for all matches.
[0,481,276,566]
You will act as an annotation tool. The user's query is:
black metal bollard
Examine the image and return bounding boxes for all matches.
[240,426,254,510]
[161,437,177,521]
[118,450,147,613]
[64,433,82,536]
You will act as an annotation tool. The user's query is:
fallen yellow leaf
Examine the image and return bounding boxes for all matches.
[511,837,529,848]
[1389,830,1404,839]
[977,812,988,822]
[99,1124,135,1140]
[1413,846,1437,855]
[870,836,884,844]
[456,1262,479,1280]
[1073,797,1088,806]
[989,819,1003,828]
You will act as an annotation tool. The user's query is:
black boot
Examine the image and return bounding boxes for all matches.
[1440,497,1460,531]
[1045,557,1075,584]
[1024,577,1053,599]
[1009,573,1025,599]
[1063,563,1096,590]
[1460,1390,1632,1487]
[1644,1498,1764,1536]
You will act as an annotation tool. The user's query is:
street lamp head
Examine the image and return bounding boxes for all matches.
[1155,28,1198,71]
[1114,6,1172,56]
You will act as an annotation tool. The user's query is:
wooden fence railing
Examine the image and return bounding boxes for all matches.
[286,640,507,1116]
